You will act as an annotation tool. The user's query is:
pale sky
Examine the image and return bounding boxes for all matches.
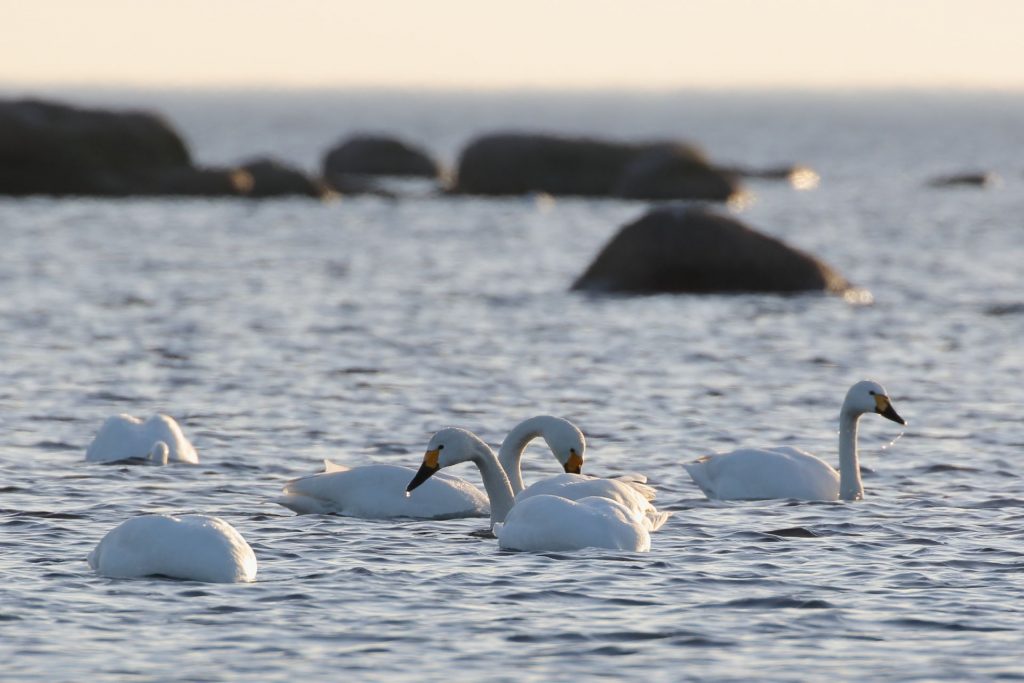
[3,0,1023,90]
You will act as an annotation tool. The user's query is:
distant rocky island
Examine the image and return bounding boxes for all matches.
[1,97,817,201]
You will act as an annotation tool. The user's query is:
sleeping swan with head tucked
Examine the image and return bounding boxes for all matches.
[85,414,198,464]
[88,514,256,583]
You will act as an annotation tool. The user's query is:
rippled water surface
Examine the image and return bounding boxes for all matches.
[2,90,1024,681]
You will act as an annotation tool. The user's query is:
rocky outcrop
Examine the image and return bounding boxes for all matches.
[239,158,325,198]
[322,135,439,191]
[571,207,852,295]
[0,98,193,196]
[0,99,327,199]
[452,133,739,201]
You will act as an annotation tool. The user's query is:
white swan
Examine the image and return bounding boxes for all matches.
[88,514,256,583]
[274,415,584,519]
[406,427,657,550]
[495,495,651,552]
[683,380,906,501]
[498,416,668,530]
[85,414,198,464]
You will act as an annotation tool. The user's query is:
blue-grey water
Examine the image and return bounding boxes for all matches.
[1,89,1023,681]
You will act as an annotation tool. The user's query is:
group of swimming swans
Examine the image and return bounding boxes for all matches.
[85,379,905,582]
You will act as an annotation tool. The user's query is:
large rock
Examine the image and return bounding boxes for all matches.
[239,158,325,198]
[322,135,439,186]
[453,133,738,200]
[571,207,852,295]
[0,98,191,196]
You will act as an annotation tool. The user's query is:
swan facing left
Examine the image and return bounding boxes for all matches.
[85,414,198,464]
[275,416,586,520]
[88,514,257,583]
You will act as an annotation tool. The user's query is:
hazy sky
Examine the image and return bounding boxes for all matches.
[3,0,1023,90]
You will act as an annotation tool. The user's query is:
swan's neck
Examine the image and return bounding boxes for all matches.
[837,410,863,501]
[497,417,548,495]
[470,447,517,526]
[148,441,170,465]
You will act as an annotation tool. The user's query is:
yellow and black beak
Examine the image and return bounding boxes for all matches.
[874,394,906,425]
[406,448,441,493]
[563,448,583,475]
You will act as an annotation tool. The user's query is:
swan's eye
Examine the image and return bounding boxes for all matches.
[868,390,876,396]
[437,444,444,450]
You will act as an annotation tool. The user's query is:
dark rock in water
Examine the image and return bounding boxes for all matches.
[0,98,192,196]
[322,135,439,188]
[571,207,852,295]
[927,171,999,188]
[239,158,326,198]
[453,132,739,200]
[0,98,303,199]
[613,145,739,201]
[142,166,252,197]
[454,133,646,196]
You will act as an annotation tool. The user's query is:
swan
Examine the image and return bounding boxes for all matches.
[85,414,198,464]
[494,495,651,552]
[683,379,906,501]
[499,416,668,530]
[274,415,585,519]
[88,514,256,583]
[406,427,658,550]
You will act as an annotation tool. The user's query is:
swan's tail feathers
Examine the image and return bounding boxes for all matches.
[619,478,658,501]
[273,493,334,515]
[644,509,672,532]
[322,460,350,473]
[614,472,648,484]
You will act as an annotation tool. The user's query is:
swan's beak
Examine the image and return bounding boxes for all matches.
[874,395,906,425]
[406,448,441,493]
[563,449,583,474]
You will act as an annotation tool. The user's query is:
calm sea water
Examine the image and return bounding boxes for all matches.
[1,88,1023,682]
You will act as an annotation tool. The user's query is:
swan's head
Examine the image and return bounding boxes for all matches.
[406,427,490,493]
[538,417,587,474]
[844,380,906,425]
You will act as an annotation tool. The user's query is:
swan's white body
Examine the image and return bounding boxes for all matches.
[495,495,651,552]
[684,380,906,502]
[407,427,661,551]
[515,473,669,532]
[88,514,256,583]
[276,416,583,519]
[277,461,489,518]
[85,414,198,464]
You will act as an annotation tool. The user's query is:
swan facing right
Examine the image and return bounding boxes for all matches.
[683,379,906,501]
